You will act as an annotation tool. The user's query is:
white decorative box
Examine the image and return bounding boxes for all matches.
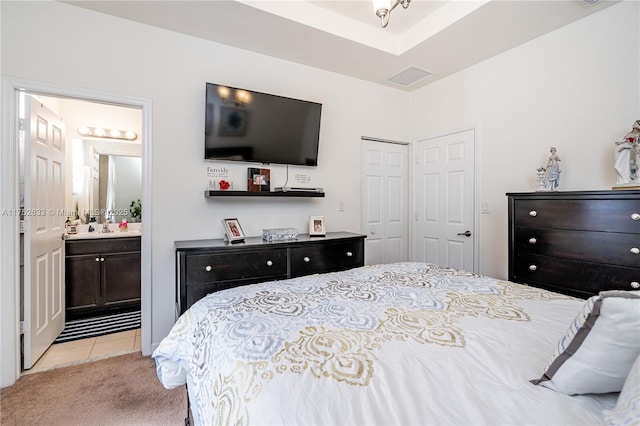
[262,228,298,241]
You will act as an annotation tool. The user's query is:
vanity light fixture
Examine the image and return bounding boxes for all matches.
[78,126,137,141]
[373,0,411,28]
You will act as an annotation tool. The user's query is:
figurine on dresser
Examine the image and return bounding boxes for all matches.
[614,120,640,186]
[544,147,561,191]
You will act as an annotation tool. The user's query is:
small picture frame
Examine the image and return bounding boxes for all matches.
[222,218,245,243]
[309,216,325,237]
[247,168,271,192]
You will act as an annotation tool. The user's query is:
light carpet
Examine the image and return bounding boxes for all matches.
[0,352,187,425]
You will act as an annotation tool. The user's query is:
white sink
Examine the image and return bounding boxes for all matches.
[65,223,142,240]
[66,230,141,240]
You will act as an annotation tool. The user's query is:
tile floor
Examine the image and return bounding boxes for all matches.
[25,328,141,374]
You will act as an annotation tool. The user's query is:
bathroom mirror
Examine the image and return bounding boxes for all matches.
[72,139,141,224]
[94,154,142,223]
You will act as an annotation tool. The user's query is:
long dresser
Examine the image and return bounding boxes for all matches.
[507,190,640,298]
[175,232,365,316]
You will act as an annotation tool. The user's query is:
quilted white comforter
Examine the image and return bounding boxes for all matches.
[153,262,616,425]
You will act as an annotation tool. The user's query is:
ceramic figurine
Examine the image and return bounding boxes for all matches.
[536,167,547,191]
[544,147,561,191]
[614,120,640,186]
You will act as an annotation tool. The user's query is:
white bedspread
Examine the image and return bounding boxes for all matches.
[153,262,617,425]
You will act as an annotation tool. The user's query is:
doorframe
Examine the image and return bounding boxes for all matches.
[1,77,153,387]
[411,124,481,273]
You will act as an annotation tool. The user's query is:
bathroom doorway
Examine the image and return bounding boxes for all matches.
[15,90,146,373]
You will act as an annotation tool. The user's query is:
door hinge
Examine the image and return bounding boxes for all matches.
[19,118,25,132]
[19,321,24,335]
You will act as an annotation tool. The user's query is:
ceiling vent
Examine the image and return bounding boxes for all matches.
[386,66,432,87]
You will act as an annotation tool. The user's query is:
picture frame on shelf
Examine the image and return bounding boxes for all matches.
[222,218,245,243]
[247,168,271,192]
[309,216,325,237]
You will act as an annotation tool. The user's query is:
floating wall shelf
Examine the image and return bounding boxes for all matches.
[204,190,325,198]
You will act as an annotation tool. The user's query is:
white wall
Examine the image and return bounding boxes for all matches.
[1,0,411,357]
[410,1,640,280]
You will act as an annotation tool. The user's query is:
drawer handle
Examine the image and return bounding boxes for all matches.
[529,265,537,271]
[631,248,640,255]
[528,238,537,244]
[95,257,100,262]
[100,258,104,262]
[631,282,640,289]
[266,260,273,266]
[205,265,212,272]
[303,256,310,263]
[529,210,537,217]
[346,251,353,257]
[632,213,640,221]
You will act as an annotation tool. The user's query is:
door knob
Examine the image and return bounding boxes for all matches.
[457,230,472,237]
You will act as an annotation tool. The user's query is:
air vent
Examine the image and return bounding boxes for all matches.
[386,66,432,87]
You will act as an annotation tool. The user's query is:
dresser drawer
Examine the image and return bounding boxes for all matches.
[290,240,363,277]
[512,253,640,297]
[513,199,640,233]
[514,227,640,268]
[185,248,287,284]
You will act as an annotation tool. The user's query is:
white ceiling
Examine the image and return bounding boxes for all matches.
[64,0,617,91]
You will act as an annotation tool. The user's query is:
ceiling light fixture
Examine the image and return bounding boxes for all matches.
[373,0,411,28]
[78,126,138,141]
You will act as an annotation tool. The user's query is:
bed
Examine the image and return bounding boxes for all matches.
[152,262,640,425]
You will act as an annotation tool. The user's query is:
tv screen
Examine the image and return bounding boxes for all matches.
[205,83,322,166]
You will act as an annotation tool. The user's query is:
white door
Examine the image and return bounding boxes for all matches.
[414,129,475,272]
[23,96,66,369]
[362,139,409,265]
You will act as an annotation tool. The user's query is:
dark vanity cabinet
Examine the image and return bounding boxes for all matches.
[65,236,141,319]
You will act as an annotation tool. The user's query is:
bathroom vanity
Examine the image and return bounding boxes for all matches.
[65,234,141,319]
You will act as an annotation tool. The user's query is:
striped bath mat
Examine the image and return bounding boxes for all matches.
[54,310,141,344]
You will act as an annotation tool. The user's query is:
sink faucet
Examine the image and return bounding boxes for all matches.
[102,222,112,233]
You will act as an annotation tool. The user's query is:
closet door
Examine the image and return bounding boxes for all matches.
[362,139,409,265]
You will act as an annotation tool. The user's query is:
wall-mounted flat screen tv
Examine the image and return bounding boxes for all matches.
[205,83,322,166]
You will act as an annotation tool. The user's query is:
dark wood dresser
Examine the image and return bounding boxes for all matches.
[507,190,640,298]
[175,232,365,316]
